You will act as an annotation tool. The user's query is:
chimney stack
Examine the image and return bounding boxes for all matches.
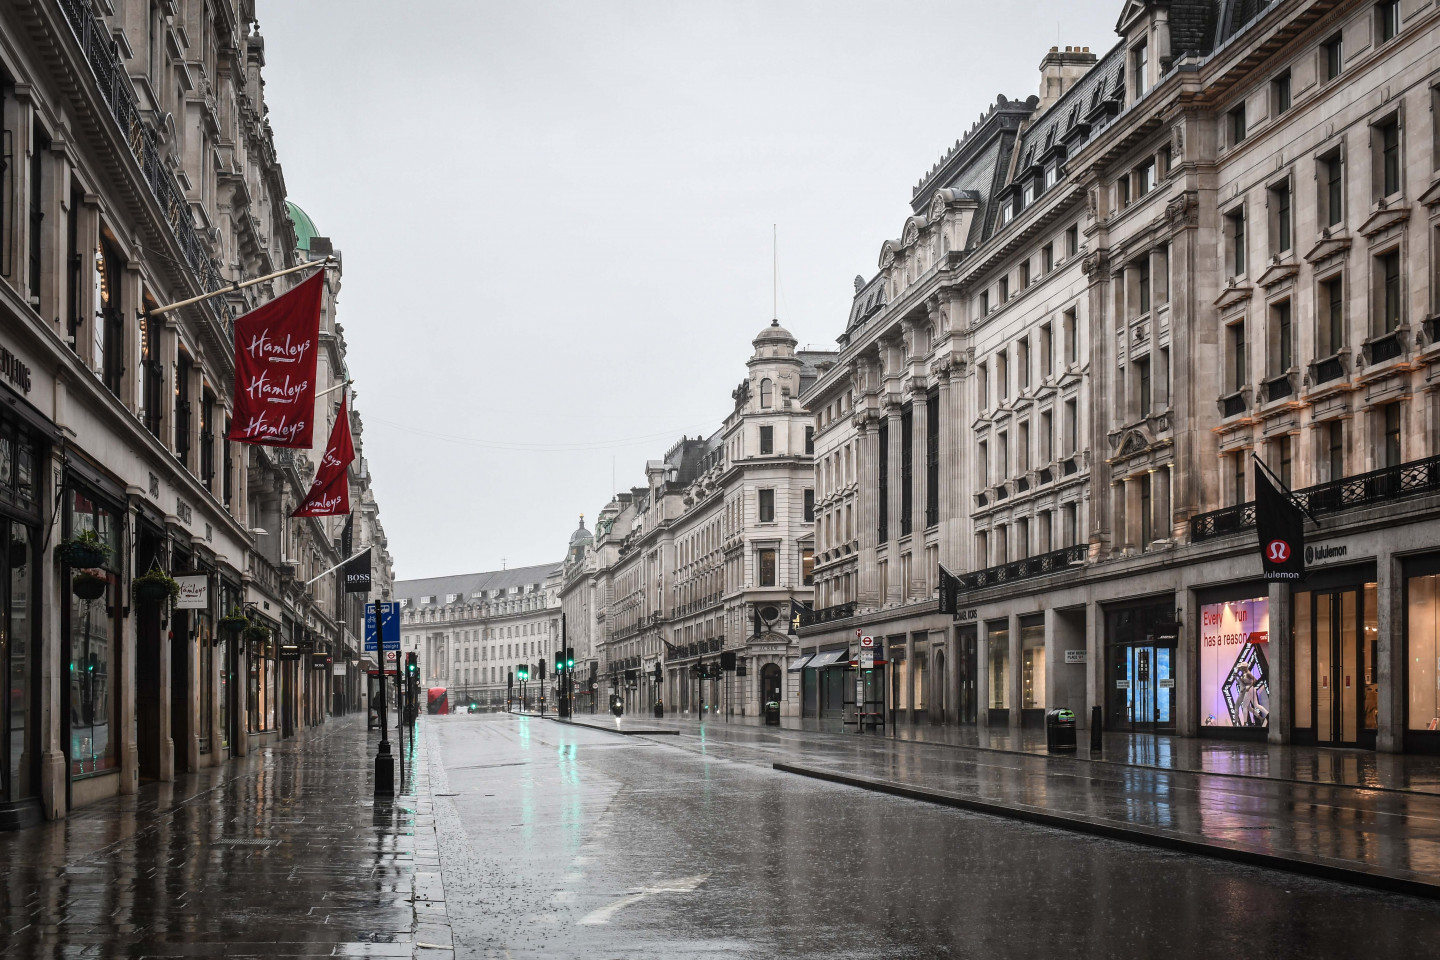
[1036,45,1097,115]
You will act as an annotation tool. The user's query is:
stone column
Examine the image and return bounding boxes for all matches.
[1087,599,1105,732]
[885,402,903,605]
[912,383,929,533]
[1125,476,1143,554]
[905,631,916,723]
[39,449,67,819]
[976,624,991,727]
[1152,465,1171,547]
[1084,247,1114,556]
[1376,549,1403,753]
[856,416,880,608]
[936,360,955,565]
[1267,580,1294,746]
[1111,480,1127,556]
[1008,612,1023,728]
[947,624,960,726]
[118,497,141,795]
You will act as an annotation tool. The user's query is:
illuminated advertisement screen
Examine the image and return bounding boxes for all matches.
[1199,598,1270,728]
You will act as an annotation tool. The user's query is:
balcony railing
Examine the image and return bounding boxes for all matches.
[1220,391,1248,419]
[1313,355,1346,385]
[960,543,1087,591]
[797,602,855,628]
[1190,453,1440,542]
[56,0,233,333]
[1263,373,1293,403]
[1366,330,1404,365]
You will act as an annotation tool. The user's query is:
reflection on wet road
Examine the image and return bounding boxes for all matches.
[430,713,1440,959]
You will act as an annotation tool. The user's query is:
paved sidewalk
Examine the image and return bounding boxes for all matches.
[570,709,1440,796]
[554,712,1440,898]
[0,715,448,958]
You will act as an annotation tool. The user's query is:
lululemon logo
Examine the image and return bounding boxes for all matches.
[1267,539,1291,563]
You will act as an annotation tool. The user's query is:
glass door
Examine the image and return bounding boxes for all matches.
[1110,645,1176,731]
[1293,585,1378,747]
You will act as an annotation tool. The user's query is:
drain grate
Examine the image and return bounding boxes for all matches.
[215,838,281,847]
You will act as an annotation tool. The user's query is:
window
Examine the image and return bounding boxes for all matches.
[803,488,814,523]
[978,361,989,408]
[1018,339,1031,390]
[980,291,990,316]
[759,425,773,455]
[1132,40,1149,99]
[29,123,48,303]
[1272,300,1293,375]
[802,548,814,586]
[1040,409,1053,464]
[999,276,1010,302]
[758,549,777,587]
[1229,103,1247,146]
[804,426,814,455]
[1272,70,1292,116]
[1138,259,1151,316]
[1136,160,1156,197]
[1064,399,1078,456]
[1277,435,1293,490]
[1065,225,1079,258]
[1227,206,1246,277]
[1139,473,1152,548]
[1379,250,1402,333]
[758,488,775,523]
[997,351,1009,400]
[1322,34,1343,82]
[978,440,989,488]
[1315,149,1343,230]
[1320,275,1345,355]
[1376,1,1400,44]
[1042,242,1054,273]
[1063,308,1078,364]
[1062,503,1078,547]
[1136,357,1152,417]
[1229,320,1247,392]
[1326,420,1345,481]
[175,349,192,468]
[1021,260,1031,289]
[1270,179,1292,254]
[1383,403,1402,467]
[1232,452,1247,506]
[1118,175,1131,208]
[759,378,773,408]
[1159,144,1173,177]
[1040,323,1053,378]
[1376,117,1400,198]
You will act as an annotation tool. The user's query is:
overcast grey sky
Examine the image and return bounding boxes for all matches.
[258,0,1118,580]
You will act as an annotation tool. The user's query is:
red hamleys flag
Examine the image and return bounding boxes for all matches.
[292,394,354,517]
[228,270,324,448]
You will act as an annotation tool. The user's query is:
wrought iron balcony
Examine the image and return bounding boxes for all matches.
[56,0,233,331]
[797,602,856,628]
[960,543,1087,592]
[1312,355,1346,386]
[1366,330,1404,365]
[1190,453,1440,542]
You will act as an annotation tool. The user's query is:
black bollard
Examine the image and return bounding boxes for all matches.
[1089,705,1103,754]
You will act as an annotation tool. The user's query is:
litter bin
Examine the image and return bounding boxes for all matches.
[1046,708,1077,752]
[654,700,664,719]
[764,701,781,726]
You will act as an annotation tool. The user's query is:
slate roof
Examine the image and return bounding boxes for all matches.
[1169,0,1220,56]
[1008,41,1126,191]
[396,562,561,606]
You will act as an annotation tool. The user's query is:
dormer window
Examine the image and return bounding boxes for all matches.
[1132,39,1149,99]
[1045,164,1058,189]
[760,378,773,408]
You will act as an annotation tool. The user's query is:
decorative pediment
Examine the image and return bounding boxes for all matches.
[1257,258,1299,289]
[1419,179,1440,209]
[878,239,899,269]
[1106,426,1154,462]
[1214,280,1253,312]
[1357,205,1410,239]
[1304,231,1351,265]
[1115,0,1152,34]
[901,215,926,248]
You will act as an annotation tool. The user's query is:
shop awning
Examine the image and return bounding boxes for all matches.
[787,655,813,672]
[807,649,849,669]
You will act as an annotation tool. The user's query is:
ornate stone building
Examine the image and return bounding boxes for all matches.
[0,0,392,829]
[395,564,562,710]
[572,322,831,717]
[801,0,1440,754]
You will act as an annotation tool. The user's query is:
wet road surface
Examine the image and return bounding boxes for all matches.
[430,713,1440,959]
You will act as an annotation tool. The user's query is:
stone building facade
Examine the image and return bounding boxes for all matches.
[800,0,1440,754]
[395,564,562,710]
[0,0,392,830]
[569,322,831,717]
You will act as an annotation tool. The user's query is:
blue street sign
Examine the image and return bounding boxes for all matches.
[365,601,400,652]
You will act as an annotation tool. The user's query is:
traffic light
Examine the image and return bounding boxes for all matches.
[653,661,662,683]
[566,648,575,671]
[518,665,528,682]
[406,652,418,677]
[538,658,546,681]
[507,669,514,689]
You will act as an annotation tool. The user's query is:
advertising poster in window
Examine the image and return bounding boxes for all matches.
[1200,598,1271,728]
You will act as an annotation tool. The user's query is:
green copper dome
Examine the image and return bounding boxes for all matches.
[286,201,319,253]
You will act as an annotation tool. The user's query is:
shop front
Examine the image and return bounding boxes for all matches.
[1104,597,1177,734]
[0,394,49,830]
[1404,554,1440,752]
[1290,563,1378,749]
[1196,586,1272,740]
[806,647,849,719]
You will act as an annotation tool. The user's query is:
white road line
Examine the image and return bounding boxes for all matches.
[576,873,710,926]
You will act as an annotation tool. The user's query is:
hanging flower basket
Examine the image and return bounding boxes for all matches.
[72,571,108,601]
[8,538,27,568]
[219,606,250,636]
[60,530,111,569]
[244,623,271,645]
[132,566,180,607]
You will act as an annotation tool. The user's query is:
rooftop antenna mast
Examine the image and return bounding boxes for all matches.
[772,224,778,320]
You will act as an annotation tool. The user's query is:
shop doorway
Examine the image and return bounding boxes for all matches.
[1293,585,1378,748]
[760,663,781,708]
[957,626,978,724]
[932,649,946,723]
[1105,600,1177,733]
[170,610,192,774]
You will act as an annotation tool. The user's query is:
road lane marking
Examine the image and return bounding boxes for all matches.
[577,873,709,926]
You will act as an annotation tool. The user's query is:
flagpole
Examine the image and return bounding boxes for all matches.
[306,545,373,586]
[1251,453,1322,526]
[316,379,352,400]
[147,257,336,317]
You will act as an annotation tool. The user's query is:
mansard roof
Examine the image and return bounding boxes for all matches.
[396,562,562,607]
[910,94,1036,240]
[1009,41,1125,188]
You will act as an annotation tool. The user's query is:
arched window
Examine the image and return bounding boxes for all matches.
[760,378,773,408]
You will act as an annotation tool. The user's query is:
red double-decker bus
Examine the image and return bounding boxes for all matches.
[426,687,449,715]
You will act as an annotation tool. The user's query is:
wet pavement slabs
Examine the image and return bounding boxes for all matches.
[429,712,1440,959]
[0,715,445,958]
